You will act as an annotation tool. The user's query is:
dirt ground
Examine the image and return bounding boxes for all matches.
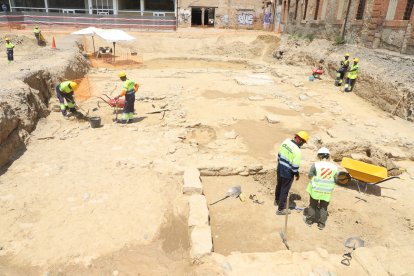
[1,28,414,274]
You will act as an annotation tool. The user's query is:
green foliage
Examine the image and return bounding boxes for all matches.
[335,36,346,45]
[305,33,315,42]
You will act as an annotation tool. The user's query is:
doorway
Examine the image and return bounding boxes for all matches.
[191,7,215,27]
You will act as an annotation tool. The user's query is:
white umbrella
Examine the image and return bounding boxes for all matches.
[94,29,136,59]
[71,27,102,53]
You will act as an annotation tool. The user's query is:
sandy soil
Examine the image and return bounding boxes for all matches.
[0,28,414,274]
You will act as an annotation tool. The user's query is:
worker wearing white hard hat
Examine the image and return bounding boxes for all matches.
[304,147,338,230]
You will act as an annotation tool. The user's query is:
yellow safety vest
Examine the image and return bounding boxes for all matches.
[123,79,136,92]
[347,64,359,79]
[34,28,41,34]
[59,81,73,93]
[306,161,338,202]
[6,42,14,50]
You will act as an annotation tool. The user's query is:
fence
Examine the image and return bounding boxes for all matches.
[0,12,176,30]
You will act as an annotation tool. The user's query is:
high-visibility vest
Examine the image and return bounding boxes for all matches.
[347,64,359,79]
[277,139,301,176]
[123,79,136,92]
[6,42,14,50]
[306,161,338,202]
[59,81,73,93]
[341,59,349,68]
[34,28,41,34]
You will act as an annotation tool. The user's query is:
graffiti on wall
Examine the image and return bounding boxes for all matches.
[237,11,255,25]
[178,8,191,23]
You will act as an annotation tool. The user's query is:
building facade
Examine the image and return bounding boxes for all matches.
[278,0,414,54]
[177,0,270,29]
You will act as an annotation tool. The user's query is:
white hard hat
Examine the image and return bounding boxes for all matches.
[317,147,330,155]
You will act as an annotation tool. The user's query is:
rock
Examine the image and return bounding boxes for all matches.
[188,195,209,227]
[190,226,213,260]
[248,96,265,101]
[299,94,308,101]
[265,114,280,124]
[326,130,336,138]
[183,168,203,195]
[224,130,238,139]
[293,81,304,87]
[168,145,177,154]
[239,171,249,176]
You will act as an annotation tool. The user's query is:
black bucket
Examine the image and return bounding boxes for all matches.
[89,116,101,128]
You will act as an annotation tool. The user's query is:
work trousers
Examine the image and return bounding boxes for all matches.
[122,91,135,120]
[275,171,294,211]
[307,196,330,226]
[344,78,356,92]
[35,33,40,45]
[7,49,13,61]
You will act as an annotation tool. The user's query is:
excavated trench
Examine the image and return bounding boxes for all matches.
[0,53,88,168]
[275,38,414,121]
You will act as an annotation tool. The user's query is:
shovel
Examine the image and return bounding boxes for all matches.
[279,193,290,250]
[210,186,242,205]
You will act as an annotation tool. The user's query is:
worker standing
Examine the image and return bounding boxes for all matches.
[5,37,14,64]
[275,131,309,215]
[115,72,139,124]
[344,58,359,92]
[56,81,78,117]
[33,26,42,46]
[335,53,350,86]
[304,147,338,230]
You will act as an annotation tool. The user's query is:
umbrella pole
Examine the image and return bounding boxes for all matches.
[92,35,96,53]
[113,41,116,62]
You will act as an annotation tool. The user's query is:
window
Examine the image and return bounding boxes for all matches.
[386,0,398,20]
[303,0,308,20]
[294,0,299,20]
[356,0,366,20]
[314,0,320,20]
[403,0,414,20]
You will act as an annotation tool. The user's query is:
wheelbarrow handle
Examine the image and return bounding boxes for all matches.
[372,176,400,185]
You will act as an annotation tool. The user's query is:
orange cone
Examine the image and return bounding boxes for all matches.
[51,36,56,49]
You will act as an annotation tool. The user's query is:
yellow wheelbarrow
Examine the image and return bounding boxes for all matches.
[337,157,402,193]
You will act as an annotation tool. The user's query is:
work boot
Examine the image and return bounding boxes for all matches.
[276,209,291,215]
[317,223,325,230]
[116,119,128,124]
[303,216,313,227]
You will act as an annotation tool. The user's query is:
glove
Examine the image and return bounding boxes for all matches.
[295,174,300,181]
[61,109,67,116]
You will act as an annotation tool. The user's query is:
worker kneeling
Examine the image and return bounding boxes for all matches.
[115,71,139,124]
[304,147,338,230]
[56,81,78,117]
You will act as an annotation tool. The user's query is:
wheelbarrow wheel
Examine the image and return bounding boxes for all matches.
[337,171,351,185]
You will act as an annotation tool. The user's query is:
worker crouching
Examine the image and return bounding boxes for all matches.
[115,71,139,124]
[56,81,78,117]
[304,147,338,230]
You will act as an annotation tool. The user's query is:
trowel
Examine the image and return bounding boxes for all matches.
[210,186,242,205]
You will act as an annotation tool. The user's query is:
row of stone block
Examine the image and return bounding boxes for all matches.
[182,168,213,261]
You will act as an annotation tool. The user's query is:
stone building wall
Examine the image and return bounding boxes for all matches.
[279,0,414,55]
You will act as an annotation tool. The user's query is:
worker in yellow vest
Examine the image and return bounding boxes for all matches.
[335,53,350,86]
[5,37,14,64]
[344,58,359,92]
[33,26,42,45]
[56,81,78,116]
[304,147,338,230]
[115,72,139,124]
[275,131,309,215]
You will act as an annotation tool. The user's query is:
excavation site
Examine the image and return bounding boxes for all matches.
[1,27,414,276]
